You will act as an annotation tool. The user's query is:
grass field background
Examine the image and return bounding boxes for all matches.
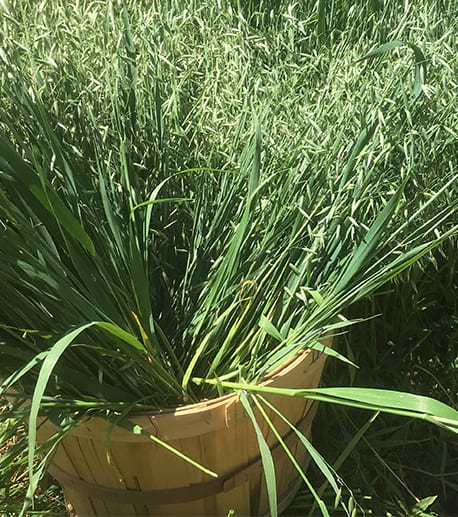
[0,0,456,515]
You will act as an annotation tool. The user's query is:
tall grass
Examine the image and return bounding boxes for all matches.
[0,0,457,515]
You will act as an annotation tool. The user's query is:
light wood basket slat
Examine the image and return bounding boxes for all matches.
[38,337,331,516]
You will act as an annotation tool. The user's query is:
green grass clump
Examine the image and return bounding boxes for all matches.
[0,0,457,515]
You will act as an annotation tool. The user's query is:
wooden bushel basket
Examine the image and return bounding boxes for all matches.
[38,338,331,516]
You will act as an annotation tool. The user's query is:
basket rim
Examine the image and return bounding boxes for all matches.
[135,344,315,417]
[37,337,331,441]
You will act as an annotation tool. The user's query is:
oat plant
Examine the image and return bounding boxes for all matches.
[0,1,457,516]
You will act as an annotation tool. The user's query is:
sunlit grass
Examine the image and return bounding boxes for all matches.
[0,0,456,515]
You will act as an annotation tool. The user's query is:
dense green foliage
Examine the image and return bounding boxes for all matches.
[0,0,456,515]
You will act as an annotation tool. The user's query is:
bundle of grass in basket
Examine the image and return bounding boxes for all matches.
[1,3,457,516]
